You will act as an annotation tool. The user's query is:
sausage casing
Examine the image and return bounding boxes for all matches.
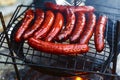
[94,15,107,52]
[44,2,95,12]
[34,10,55,39]
[23,9,44,39]
[70,12,86,43]
[28,37,89,55]
[79,12,96,44]
[55,8,75,41]
[15,9,34,42]
[45,12,64,42]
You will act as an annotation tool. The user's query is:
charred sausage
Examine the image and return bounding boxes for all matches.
[45,12,64,42]
[34,10,55,39]
[70,12,85,43]
[28,37,89,55]
[79,12,96,44]
[44,2,95,12]
[23,9,44,39]
[55,8,75,41]
[94,15,107,52]
[15,9,34,42]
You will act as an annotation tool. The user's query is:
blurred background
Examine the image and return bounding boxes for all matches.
[0,0,33,33]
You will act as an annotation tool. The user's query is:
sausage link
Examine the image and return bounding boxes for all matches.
[55,8,75,41]
[94,15,107,52]
[15,9,34,42]
[34,10,55,39]
[28,37,89,55]
[79,12,96,44]
[45,12,64,42]
[23,9,44,39]
[44,2,95,12]
[70,12,85,43]
[73,6,95,12]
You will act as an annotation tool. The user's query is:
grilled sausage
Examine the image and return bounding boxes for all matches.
[70,12,85,43]
[23,9,44,39]
[28,37,89,55]
[79,12,96,44]
[15,9,34,42]
[45,12,64,42]
[55,8,75,41]
[94,15,107,52]
[44,2,95,12]
[34,10,55,39]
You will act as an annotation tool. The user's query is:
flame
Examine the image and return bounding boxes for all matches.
[75,77,84,80]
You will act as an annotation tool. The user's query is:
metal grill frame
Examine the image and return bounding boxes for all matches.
[0,2,120,80]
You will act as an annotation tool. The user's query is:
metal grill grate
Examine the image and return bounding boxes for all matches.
[0,3,120,78]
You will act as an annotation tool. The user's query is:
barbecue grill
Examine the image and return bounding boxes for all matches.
[0,0,120,80]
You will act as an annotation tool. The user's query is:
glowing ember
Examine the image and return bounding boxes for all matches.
[75,77,84,80]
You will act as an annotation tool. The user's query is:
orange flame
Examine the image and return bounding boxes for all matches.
[75,77,84,80]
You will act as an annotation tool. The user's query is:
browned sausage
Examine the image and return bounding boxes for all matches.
[94,15,107,52]
[34,10,55,39]
[23,9,44,39]
[79,12,96,44]
[44,2,95,12]
[28,37,89,55]
[55,8,75,41]
[45,12,64,42]
[70,12,86,43]
[15,9,34,42]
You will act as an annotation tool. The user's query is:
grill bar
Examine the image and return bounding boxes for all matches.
[0,12,20,80]
[112,21,120,74]
[0,2,120,79]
